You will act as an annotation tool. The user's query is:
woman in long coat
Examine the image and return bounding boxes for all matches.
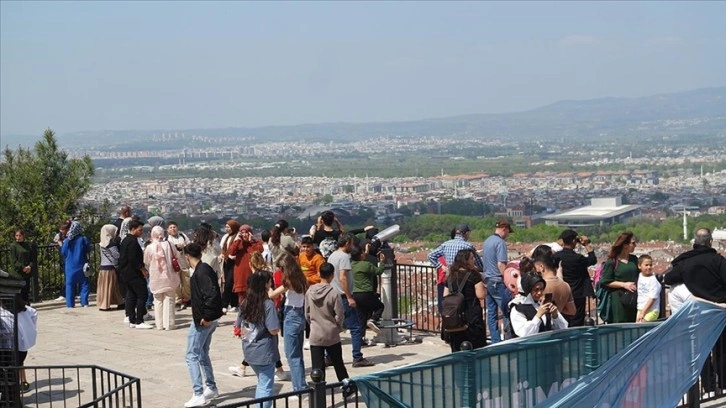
[228,225,263,304]
[97,224,123,310]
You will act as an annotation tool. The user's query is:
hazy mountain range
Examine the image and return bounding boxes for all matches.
[3,87,725,150]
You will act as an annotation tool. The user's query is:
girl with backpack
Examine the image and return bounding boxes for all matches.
[442,248,486,352]
[234,272,281,407]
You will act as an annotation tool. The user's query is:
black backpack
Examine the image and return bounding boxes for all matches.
[441,271,472,333]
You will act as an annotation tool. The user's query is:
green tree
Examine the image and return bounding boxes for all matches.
[0,129,94,246]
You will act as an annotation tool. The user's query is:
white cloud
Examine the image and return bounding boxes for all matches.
[558,35,599,48]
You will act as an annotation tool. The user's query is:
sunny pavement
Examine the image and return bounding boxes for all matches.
[25,296,450,407]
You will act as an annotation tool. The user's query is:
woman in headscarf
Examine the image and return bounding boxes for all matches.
[219,220,241,313]
[144,226,181,330]
[228,225,264,304]
[509,272,568,338]
[60,221,92,308]
[98,224,123,311]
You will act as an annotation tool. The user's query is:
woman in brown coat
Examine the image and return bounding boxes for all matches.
[227,224,263,304]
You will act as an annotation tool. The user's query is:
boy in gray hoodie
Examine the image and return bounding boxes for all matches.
[305,262,355,397]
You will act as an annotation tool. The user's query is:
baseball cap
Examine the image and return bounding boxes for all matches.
[456,224,471,234]
[496,219,514,233]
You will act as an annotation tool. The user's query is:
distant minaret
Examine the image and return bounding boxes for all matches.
[701,165,704,178]
[441,168,444,177]
[683,205,688,240]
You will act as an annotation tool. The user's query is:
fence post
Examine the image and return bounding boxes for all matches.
[686,382,700,408]
[458,342,477,408]
[380,250,398,320]
[310,369,326,408]
[389,253,398,319]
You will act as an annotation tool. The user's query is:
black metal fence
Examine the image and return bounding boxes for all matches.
[0,364,141,408]
[215,370,362,408]
[0,244,99,302]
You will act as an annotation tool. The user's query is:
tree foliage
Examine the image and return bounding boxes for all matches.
[0,129,95,246]
[398,213,726,245]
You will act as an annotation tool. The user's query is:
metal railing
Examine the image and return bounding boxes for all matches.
[0,365,141,408]
[215,370,362,408]
[393,263,439,333]
[0,244,99,302]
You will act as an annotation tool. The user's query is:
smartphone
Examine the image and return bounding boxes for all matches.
[544,293,554,304]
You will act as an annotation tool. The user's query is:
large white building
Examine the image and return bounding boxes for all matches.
[543,197,642,228]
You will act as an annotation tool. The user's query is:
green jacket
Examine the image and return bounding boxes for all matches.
[351,260,385,293]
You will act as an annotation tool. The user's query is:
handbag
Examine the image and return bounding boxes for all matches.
[168,242,182,273]
[618,288,638,308]
[83,262,94,278]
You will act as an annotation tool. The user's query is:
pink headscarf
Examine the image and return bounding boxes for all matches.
[151,226,167,273]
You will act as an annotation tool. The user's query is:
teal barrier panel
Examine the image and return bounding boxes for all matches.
[354,323,657,407]
[538,299,726,408]
[355,299,726,408]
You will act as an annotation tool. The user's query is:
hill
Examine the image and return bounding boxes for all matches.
[8,87,724,150]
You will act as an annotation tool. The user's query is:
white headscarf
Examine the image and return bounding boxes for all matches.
[100,224,118,248]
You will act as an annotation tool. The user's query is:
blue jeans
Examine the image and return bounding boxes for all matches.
[185,320,218,396]
[342,296,364,361]
[284,306,307,391]
[250,362,276,408]
[486,279,510,344]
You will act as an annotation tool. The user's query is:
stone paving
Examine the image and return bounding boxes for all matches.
[23,296,450,407]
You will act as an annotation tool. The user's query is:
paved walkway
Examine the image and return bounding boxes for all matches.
[24,296,450,407]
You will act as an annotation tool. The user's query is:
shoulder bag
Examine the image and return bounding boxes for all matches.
[168,241,182,273]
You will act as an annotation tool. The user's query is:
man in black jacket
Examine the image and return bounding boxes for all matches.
[665,228,726,392]
[118,220,153,329]
[183,242,224,408]
[553,229,597,327]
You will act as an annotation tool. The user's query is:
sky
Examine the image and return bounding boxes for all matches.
[1,1,725,140]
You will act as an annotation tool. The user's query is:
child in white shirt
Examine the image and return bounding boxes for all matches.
[636,254,661,322]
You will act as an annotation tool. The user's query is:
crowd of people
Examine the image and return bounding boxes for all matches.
[48,207,380,407]
[429,220,726,357]
[4,207,726,405]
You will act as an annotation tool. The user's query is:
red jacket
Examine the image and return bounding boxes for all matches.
[228,238,263,294]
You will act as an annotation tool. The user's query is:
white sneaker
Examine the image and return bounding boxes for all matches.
[55,296,65,301]
[367,319,382,335]
[228,366,247,377]
[303,340,310,350]
[143,313,154,320]
[222,307,227,315]
[275,370,290,381]
[229,306,237,312]
[202,387,219,399]
[134,322,154,330]
[123,316,130,324]
[184,393,207,407]
[129,323,136,328]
